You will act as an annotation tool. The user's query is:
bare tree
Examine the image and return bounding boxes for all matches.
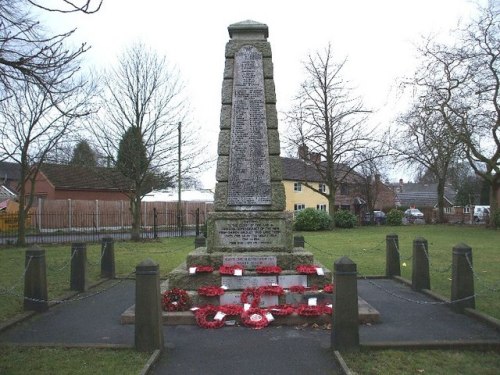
[0,76,94,245]
[0,0,100,103]
[393,90,463,223]
[285,43,383,225]
[407,2,500,225]
[92,42,205,241]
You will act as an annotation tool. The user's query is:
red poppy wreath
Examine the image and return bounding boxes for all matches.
[162,288,190,312]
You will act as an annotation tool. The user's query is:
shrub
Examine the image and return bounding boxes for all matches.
[386,208,404,226]
[333,209,357,228]
[294,208,332,231]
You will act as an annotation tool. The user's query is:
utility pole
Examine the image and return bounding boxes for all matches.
[177,122,182,234]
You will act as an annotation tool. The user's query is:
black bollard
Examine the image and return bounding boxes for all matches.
[412,237,430,291]
[451,243,475,312]
[331,256,359,352]
[135,259,164,352]
[24,245,48,312]
[194,235,206,249]
[70,242,87,292]
[101,237,115,279]
[293,235,305,248]
[385,233,401,278]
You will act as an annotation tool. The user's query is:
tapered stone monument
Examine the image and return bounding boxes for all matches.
[121,20,379,326]
[165,19,330,303]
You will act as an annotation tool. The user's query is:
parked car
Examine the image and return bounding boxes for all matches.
[404,208,424,222]
[473,206,490,222]
[363,210,386,225]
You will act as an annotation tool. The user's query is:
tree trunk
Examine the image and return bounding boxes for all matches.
[488,180,499,228]
[436,178,446,224]
[328,194,336,229]
[130,195,142,241]
[16,189,27,247]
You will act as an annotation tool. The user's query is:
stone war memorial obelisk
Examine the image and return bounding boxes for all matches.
[159,20,337,323]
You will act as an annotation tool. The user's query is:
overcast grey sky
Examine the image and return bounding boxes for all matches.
[42,0,485,187]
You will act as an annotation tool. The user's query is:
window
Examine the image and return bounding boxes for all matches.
[444,207,453,214]
[294,182,302,192]
[463,206,470,214]
[318,183,326,193]
[317,204,327,211]
[294,203,305,211]
[340,183,349,195]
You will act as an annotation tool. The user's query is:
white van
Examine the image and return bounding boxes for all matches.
[473,205,490,222]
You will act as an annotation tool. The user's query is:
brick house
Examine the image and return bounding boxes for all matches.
[25,163,132,201]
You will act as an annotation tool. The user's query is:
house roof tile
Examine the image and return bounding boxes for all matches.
[40,164,132,191]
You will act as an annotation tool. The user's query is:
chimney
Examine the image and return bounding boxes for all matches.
[309,152,321,164]
[298,145,309,160]
[399,178,403,192]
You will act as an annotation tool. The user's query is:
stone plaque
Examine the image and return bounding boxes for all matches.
[228,45,271,206]
[278,275,308,288]
[223,255,277,269]
[221,275,277,290]
[216,219,282,247]
[220,292,278,307]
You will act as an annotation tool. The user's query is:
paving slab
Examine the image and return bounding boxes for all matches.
[358,278,500,345]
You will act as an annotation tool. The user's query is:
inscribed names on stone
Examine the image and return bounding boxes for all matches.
[216,219,282,247]
[220,292,278,307]
[278,275,308,288]
[223,255,277,269]
[228,45,271,206]
[221,275,277,290]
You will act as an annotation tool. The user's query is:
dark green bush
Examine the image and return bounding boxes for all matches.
[333,209,357,228]
[387,208,404,226]
[294,208,332,231]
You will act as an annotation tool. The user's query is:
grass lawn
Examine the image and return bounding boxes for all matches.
[0,225,499,374]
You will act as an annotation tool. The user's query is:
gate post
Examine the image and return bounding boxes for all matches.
[331,256,359,351]
[451,243,475,312]
[70,242,87,292]
[412,237,430,291]
[24,245,48,312]
[101,237,115,279]
[135,259,163,352]
[386,233,401,277]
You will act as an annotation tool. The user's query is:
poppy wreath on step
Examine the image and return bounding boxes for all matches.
[194,305,226,329]
[288,285,318,293]
[197,285,225,297]
[296,264,319,274]
[240,287,261,308]
[322,304,333,315]
[255,266,282,275]
[258,285,284,296]
[323,283,335,293]
[162,288,190,312]
[219,264,244,275]
[194,265,214,273]
[219,304,244,316]
[241,307,270,329]
[267,304,295,316]
[296,304,325,317]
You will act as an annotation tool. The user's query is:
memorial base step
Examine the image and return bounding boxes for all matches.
[187,247,315,269]
[166,262,332,290]
[120,296,380,326]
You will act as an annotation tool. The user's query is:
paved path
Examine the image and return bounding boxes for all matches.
[1,278,500,374]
